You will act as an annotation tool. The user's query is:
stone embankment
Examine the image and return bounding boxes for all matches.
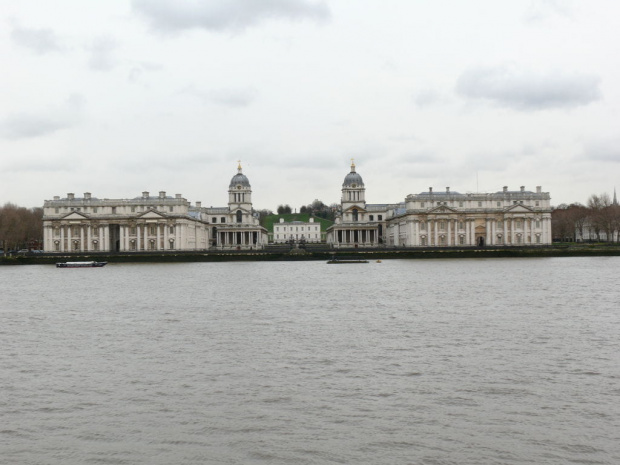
[2,244,619,265]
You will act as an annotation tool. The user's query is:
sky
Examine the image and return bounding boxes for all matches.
[1,0,619,210]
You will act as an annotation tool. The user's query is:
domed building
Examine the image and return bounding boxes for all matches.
[42,162,267,252]
[326,161,394,247]
[201,163,267,250]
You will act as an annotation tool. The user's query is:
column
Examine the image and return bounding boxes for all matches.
[144,223,149,250]
[447,220,452,247]
[156,223,161,250]
[511,218,515,245]
[503,219,507,245]
[164,224,169,250]
[80,226,85,252]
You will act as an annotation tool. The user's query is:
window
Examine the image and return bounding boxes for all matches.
[221,217,226,223]
[378,215,382,221]
[421,202,425,208]
[459,201,463,207]
[459,236,465,245]
[149,225,156,235]
[458,221,464,230]
[131,206,136,212]
[93,207,98,213]
[420,237,427,246]
[169,226,174,234]
[536,235,541,244]
[169,206,173,212]
[212,217,217,223]
[369,215,374,221]
[439,221,446,230]
[236,210,242,223]
[535,201,540,207]
[478,202,482,207]
[55,207,59,213]
[536,220,541,228]
[420,222,427,231]
[497,202,501,207]
[516,219,522,229]
[352,208,358,222]
[130,227,136,235]
[497,220,503,228]
[112,207,117,214]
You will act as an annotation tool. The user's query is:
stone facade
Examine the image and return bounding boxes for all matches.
[42,165,267,252]
[272,218,322,243]
[327,162,552,247]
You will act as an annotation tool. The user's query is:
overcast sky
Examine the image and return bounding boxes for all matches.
[2,0,619,210]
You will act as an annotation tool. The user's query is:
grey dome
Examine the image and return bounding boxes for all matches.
[342,163,364,188]
[229,164,251,188]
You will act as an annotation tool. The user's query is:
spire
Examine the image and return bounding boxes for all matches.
[614,187,618,206]
[237,160,242,173]
[350,158,356,172]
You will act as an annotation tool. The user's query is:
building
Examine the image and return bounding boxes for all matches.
[272,218,322,243]
[327,162,553,247]
[42,164,267,252]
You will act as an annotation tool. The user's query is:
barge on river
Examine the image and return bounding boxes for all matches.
[56,261,107,268]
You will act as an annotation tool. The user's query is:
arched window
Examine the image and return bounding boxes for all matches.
[352,208,358,222]
[236,210,243,223]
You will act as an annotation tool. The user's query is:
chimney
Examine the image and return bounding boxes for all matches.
[536,186,542,194]
[503,186,508,193]
[175,194,182,199]
[84,192,91,200]
[520,186,525,192]
[54,196,60,200]
[159,191,166,199]
[142,191,149,199]
[68,193,75,200]
[429,187,433,193]
[196,201,202,208]
[446,187,450,193]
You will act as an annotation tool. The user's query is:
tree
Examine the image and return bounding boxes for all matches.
[0,203,43,253]
[277,204,292,215]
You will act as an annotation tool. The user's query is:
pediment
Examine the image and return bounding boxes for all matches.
[344,205,367,213]
[138,210,166,219]
[428,205,458,214]
[505,204,534,213]
[61,211,89,220]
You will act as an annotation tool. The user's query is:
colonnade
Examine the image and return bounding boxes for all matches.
[388,216,552,247]
[218,230,260,248]
[333,228,378,247]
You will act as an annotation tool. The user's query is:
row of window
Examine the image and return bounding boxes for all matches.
[57,206,177,214]
[54,225,176,236]
[417,200,541,208]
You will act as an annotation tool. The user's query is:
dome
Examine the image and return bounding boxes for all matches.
[342,162,364,188]
[229,163,251,189]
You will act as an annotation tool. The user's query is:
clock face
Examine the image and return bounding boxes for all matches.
[237,185,241,189]
[352,184,357,188]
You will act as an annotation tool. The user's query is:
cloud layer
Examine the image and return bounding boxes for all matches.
[456,65,602,111]
[132,0,330,33]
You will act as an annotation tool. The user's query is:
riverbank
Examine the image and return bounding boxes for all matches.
[2,244,619,265]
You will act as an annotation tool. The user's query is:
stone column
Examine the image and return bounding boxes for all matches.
[511,218,515,245]
[156,223,161,250]
[503,219,507,245]
[447,220,452,246]
[164,224,169,250]
[80,226,85,252]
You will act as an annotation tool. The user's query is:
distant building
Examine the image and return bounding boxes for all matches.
[42,164,267,252]
[327,161,553,247]
[272,218,322,243]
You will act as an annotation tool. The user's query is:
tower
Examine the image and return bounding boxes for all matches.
[228,162,253,223]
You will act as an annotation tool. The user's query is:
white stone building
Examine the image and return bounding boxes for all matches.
[43,164,267,252]
[272,218,322,243]
[327,162,553,247]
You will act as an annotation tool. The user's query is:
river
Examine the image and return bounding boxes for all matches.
[1,257,619,464]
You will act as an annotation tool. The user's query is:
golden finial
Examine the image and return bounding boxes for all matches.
[237,160,242,172]
[350,158,356,171]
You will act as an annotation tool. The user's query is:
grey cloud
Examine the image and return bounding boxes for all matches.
[132,0,330,33]
[180,85,258,107]
[456,65,601,110]
[87,36,119,71]
[524,0,573,23]
[128,62,164,82]
[1,94,85,140]
[413,89,441,107]
[1,115,71,139]
[583,139,620,163]
[10,22,63,54]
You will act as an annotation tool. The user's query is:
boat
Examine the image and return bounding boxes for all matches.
[56,261,107,268]
[327,256,368,264]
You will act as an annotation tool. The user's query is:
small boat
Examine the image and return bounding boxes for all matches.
[56,261,107,268]
[327,256,368,264]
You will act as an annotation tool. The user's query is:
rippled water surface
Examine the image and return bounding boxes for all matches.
[1,257,619,464]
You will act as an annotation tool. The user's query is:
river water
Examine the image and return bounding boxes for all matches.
[1,257,619,464]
